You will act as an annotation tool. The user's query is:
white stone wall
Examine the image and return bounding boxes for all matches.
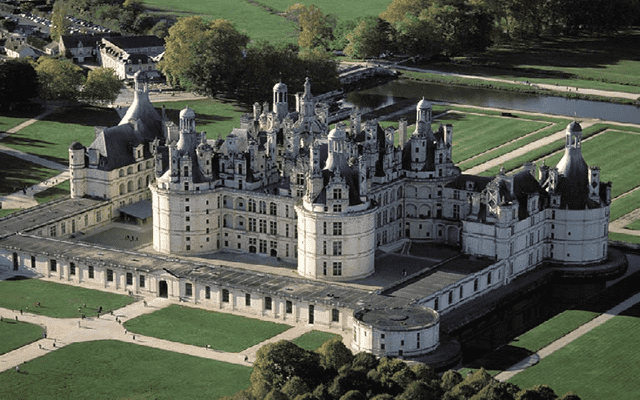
[548,207,609,264]
[297,204,376,280]
[351,318,439,357]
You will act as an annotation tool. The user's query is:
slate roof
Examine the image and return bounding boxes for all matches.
[105,35,164,51]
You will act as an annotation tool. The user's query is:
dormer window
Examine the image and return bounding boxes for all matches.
[333,188,342,200]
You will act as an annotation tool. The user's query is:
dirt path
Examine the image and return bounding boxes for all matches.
[495,291,640,382]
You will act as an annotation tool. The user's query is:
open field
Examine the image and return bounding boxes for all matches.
[143,0,298,43]
[257,0,389,20]
[0,209,19,218]
[0,340,252,399]
[509,315,640,400]
[0,154,61,195]
[421,31,640,97]
[154,99,249,140]
[0,319,44,355]
[0,114,33,132]
[124,304,291,352]
[609,232,640,244]
[1,106,120,166]
[291,330,341,351]
[611,190,640,222]
[34,180,70,204]
[0,279,135,318]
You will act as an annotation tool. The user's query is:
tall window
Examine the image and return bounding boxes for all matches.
[265,296,272,310]
[185,283,193,297]
[333,262,342,276]
[333,188,342,200]
[205,286,210,299]
[333,222,342,236]
[270,203,277,216]
[286,301,293,314]
[69,262,76,276]
[332,309,340,322]
[333,241,342,256]
[259,219,267,233]
[270,221,277,235]
[245,293,251,306]
[88,266,94,279]
[453,204,460,220]
[249,218,256,232]
[222,289,230,303]
[126,272,133,286]
[107,269,114,282]
[139,275,145,288]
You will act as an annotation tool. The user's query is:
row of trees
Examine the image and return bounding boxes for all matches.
[223,339,581,400]
[0,59,122,108]
[287,0,640,59]
[159,17,340,102]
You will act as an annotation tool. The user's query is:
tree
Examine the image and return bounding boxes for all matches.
[0,60,39,108]
[50,1,71,41]
[470,381,520,400]
[286,3,336,49]
[380,0,430,23]
[282,376,311,400]
[410,363,437,383]
[345,17,394,59]
[515,385,557,400]
[159,16,249,96]
[82,68,122,105]
[339,390,366,400]
[317,338,354,372]
[351,351,379,371]
[251,340,323,393]
[441,370,464,392]
[35,57,85,101]
[397,381,439,400]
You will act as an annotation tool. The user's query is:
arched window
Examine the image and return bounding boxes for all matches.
[127,181,133,192]
[119,183,125,195]
[137,178,142,190]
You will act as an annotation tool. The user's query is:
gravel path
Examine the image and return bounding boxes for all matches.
[495,291,640,382]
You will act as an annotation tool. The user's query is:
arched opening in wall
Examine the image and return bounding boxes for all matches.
[447,226,459,245]
[137,178,142,190]
[249,246,256,253]
[13,252,18,271]
[119,183,125,195]
[270,249,277,257]
[158,280,168,298]
[127,180,133,193]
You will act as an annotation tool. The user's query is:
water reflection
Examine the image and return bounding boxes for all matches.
[345,80,640,124]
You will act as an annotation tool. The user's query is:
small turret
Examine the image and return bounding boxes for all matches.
[273,81,288,121]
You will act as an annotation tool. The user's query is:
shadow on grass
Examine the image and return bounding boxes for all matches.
[42,106,121,127]
[465,344,534,372]
[0,155,60,195]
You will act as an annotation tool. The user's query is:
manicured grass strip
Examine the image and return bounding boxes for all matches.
[625,219,640,230]
[511,310,600,353]
[459,119,572,171]
[154,99,249,141]
[2,106,120,165]
[609,232,640,245]
[291,330,341,351]
[541,131,640,198]
[436,113,549,164]
[34,180,70,204]
[0,209,20,218]
[611,189,640,222]
[143,0,298,43]
[0,279,135,318]
[0,319,44,355]
[124,304,291,352]
[0,340,252,400]
[0,154,61,195]
[509,316,640,400]
[479,123,608,177]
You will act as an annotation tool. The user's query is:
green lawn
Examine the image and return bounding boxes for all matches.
[256,0,390,20]
[436,112,549,164]
[542,130,640,198]
[511,310,600,353]
[0,279,136,318]
[509,316,640,400]
[625,219,640,230]
[0,319,45,355]
[143,0,298,43]
[0,154,62,195]
[458,118,572,171]
[611,189,640,222]
[1,106,120,166]
[0,208,19,218]
[291,330,341,351]
[154,99,249,141]
[34,180,70,204]
[0,340,252,400]
[0,114,33,132]
[609,232,640,245]
[124,304,291,352]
